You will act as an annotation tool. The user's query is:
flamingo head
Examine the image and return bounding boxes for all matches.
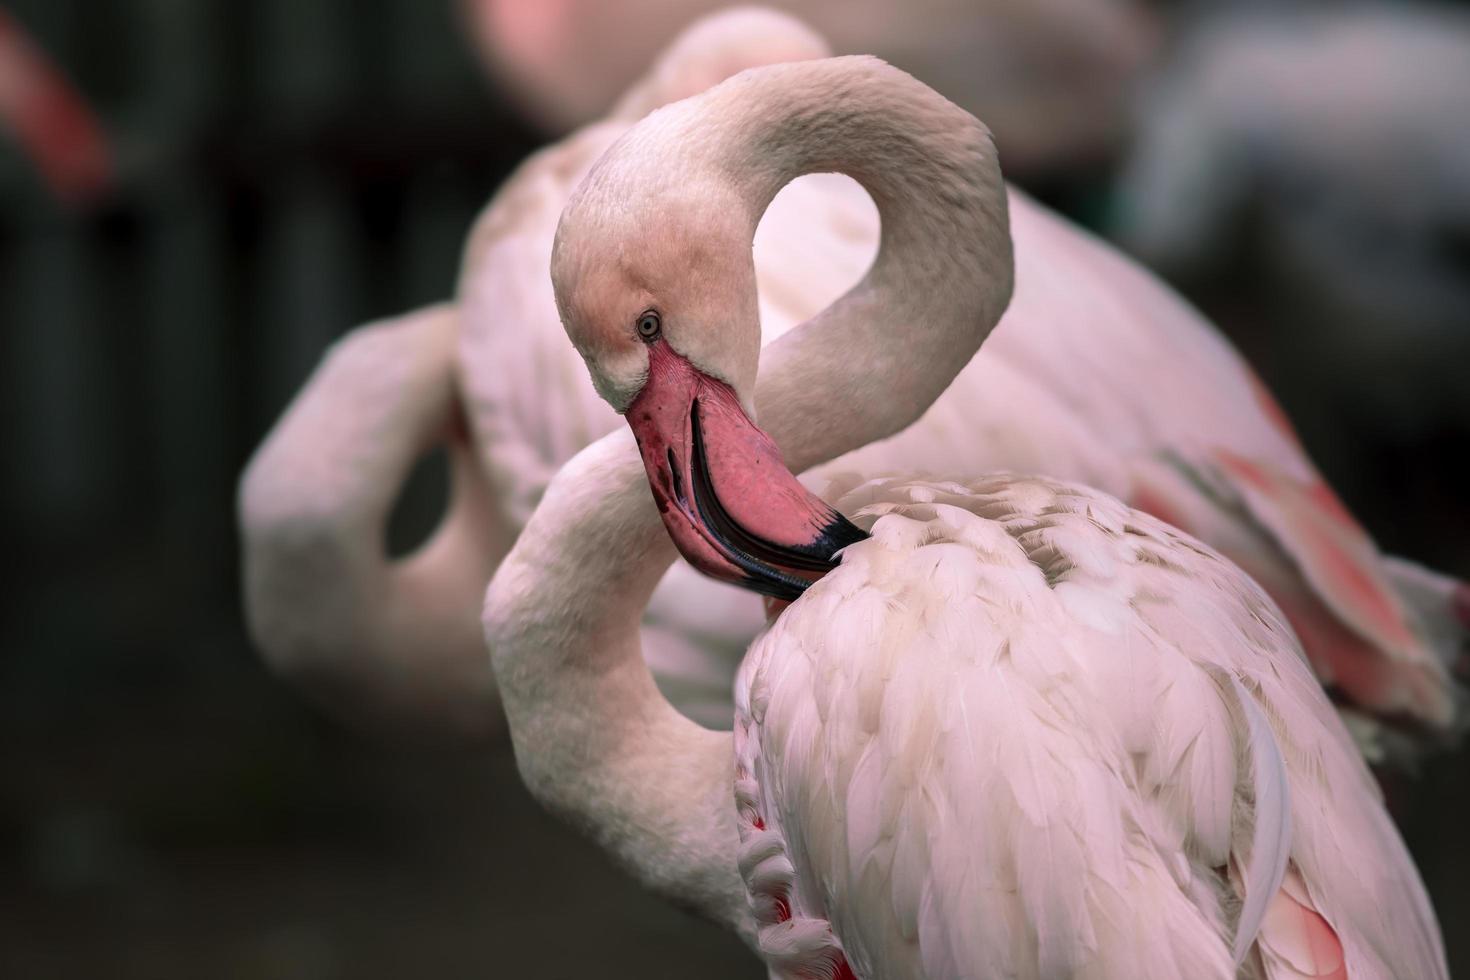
[551,178,866,600]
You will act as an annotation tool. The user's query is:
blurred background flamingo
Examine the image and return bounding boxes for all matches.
[245,6,1466,760]
[2,0,1467,976]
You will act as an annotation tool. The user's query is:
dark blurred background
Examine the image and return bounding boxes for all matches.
[1,1,1465,977]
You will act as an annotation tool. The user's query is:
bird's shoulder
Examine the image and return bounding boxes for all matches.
[814,472,1279,629]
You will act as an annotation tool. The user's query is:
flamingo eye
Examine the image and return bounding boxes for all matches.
[635,310,661,342]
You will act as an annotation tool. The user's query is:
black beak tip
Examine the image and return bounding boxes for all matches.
[818,511,869,559]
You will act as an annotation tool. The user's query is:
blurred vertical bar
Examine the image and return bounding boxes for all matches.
[401,170,473,309]
[255,170,364,420]
[249,0,365,426]
[1,208,112,531]
[135,0,227,550]
[252,0,352,121]
[1,0,111,534]
[391,0,482,307]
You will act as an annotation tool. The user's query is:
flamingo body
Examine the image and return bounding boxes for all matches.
[734,475,1444,978]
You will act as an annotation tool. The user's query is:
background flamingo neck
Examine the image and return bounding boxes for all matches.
[707,56,1015,472]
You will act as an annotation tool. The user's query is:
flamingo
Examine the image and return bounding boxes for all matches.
[242,8,1466,750]
[485,55,1447,977]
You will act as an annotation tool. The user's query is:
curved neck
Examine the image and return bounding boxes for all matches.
[711,56,1013,472]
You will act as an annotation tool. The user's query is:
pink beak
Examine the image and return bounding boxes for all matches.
[626,341,867,601]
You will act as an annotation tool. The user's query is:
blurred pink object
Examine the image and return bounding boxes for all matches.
[460,0,1159,176]
[0,8,111,205]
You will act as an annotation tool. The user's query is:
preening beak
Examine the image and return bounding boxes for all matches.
[627,342,867,601]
